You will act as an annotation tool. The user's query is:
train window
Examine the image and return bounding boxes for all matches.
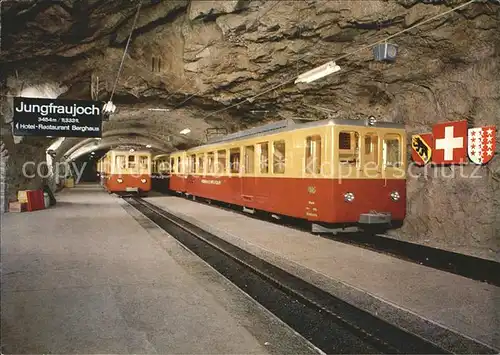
[189,154,196,173]
[364,133,379,166]
[139,156,148,169]
[257,142,269,173]
[338,131,359,165]
[230,148,240,174]
[305,135,321,174]
[383,134,401,168]
[217,150,227,174]
[207,152,215,174]
[178,157,182,173]
[244,145,255,174]
[339,132,351,149]
[197,154,205,174]
[273,140,286,174]
[128,155,136,169]
[116,155,126,170]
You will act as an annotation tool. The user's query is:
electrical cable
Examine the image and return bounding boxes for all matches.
[198,0,478,121]
[109,0,143,103]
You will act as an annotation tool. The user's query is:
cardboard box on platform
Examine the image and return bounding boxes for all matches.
[9,201,27,212]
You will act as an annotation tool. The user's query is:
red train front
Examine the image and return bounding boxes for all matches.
[98,149,152,195]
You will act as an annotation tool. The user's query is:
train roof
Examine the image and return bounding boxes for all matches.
[187,117,405,150]
[104,148,152,155]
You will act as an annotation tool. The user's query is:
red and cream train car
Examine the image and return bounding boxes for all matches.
[168,118,406,231]
[97,149,152,195]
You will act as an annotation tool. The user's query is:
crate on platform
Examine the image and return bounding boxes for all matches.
[9,201,27,213]
[65,178,75,188]
[26,190,45,211]
[18,190,29,203]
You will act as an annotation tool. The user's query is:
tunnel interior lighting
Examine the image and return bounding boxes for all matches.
[103,101,116,114]
[146,144,152,148]
[129,148,135,153]
[180,128,191,135]
[294,60,341,84]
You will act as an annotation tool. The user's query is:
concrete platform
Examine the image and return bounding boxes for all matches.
[144,194,500,353]
[0,184,318,354]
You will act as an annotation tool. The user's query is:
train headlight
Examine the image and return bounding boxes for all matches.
[117,178,123,183]
[344,192,355,202]
[141,178,147,183]
[390,191,400,201]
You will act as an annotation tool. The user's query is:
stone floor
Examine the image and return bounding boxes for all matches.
[145,193,500,353]
[0,184,318,354]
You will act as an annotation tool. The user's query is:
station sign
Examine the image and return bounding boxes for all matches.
[12,97,104,138]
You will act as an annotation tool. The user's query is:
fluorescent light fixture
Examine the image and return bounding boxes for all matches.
[129,148,135,152]
[294,60,341,84]
[146,144,152,148]
[180,128,191,135]
[148,108,170,112]
[91,151,95,155]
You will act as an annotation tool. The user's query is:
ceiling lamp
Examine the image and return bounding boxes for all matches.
[180,128,191,135]
[146,144,152,148]
[129,148,135,152]
[294,60,341,84]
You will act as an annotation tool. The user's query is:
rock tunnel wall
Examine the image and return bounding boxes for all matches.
[0,0,499,259]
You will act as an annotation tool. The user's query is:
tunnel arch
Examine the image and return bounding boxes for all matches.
[57,130,172,161]
[65,136,172,162]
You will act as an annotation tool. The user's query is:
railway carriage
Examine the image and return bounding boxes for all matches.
[98,149,152,195]
[168,118,406,231]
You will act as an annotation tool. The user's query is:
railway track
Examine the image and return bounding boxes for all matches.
[167,193,499,287]
[125,196,454,355]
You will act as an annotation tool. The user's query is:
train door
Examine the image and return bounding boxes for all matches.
[241,144,256,204]
[362,131,382,180]
[229,147,242,203]
[251,141,270,206]
[177,153,187,192]
[185,153,197,193]
[304,134,322,221]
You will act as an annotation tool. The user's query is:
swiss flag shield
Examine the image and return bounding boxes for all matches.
[431,120,468,164]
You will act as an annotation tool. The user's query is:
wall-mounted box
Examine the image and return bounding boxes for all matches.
[373,43,398,61]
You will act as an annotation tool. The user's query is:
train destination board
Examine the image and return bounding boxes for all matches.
[12,97,104,138]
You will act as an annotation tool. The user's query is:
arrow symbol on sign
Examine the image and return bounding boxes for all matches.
[15,123,19,130]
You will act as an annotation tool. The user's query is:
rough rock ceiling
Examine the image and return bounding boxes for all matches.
[1,0,499,156]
